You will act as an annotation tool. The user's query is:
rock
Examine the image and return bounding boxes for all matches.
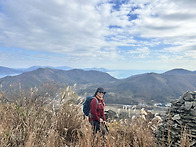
[156,91,196,147]
[184,101,193,110]
[183,93,194,101]
[105,109,117,120]
[192,102,196,108]
[190,109,196,116]
[172,114,180,120]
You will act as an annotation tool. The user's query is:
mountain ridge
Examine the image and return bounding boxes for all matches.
[0,66,22,75]
[102,72,196,104]
[1,65,196,79]
[0,68,117,90]
[1,67,196,105]
[162,68,194,75]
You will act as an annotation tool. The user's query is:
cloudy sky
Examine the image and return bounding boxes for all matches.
[0,0,196,71]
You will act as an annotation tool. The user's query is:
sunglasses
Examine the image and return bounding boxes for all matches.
[99,92,105,94]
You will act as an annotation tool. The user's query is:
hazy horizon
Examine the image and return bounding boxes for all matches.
[1,65,195,79]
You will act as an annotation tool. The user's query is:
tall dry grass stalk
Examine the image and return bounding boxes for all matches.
[180,126,191,147]
[0,84,193,146]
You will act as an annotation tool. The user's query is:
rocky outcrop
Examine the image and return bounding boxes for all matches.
[105,109,118,120]
[156,91,196,146]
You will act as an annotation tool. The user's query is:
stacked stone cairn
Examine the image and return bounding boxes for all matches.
[156,91,196,147]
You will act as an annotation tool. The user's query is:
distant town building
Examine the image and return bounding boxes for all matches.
[154,103,163,107]
[165,103,171,107]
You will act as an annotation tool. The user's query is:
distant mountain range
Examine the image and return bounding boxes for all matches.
[0,66,108,78]
[0,68,116,89]
[0,66,196,105]
[163,68,196,75]
[0,66,22,75]
[103,71,196,104]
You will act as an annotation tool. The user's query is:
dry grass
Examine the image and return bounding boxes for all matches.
[0,84,192,147]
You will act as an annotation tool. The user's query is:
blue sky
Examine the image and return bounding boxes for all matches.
[0,0,196,71]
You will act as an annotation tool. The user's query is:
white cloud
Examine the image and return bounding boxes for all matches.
[128,47,150,58]
[0,0,196,69]
[0,0,105,51]
[131,0,196,40]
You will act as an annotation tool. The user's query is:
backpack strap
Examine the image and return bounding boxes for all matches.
[89,97,99,119]
[93,97,99,107]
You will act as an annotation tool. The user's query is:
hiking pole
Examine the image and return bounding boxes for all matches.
[104,123,109,133]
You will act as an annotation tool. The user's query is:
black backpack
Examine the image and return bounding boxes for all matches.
[83,96,98,116]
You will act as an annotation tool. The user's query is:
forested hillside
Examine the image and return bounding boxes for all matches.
[1,68,196,104]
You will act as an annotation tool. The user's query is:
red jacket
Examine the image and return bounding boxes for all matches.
[89,96,105,122]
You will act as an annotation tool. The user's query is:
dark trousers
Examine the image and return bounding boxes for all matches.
[91,121,107,135]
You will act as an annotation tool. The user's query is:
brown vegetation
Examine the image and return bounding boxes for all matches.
[0,84,191,147]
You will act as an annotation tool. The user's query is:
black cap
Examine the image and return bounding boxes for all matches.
[96,87,106,94]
